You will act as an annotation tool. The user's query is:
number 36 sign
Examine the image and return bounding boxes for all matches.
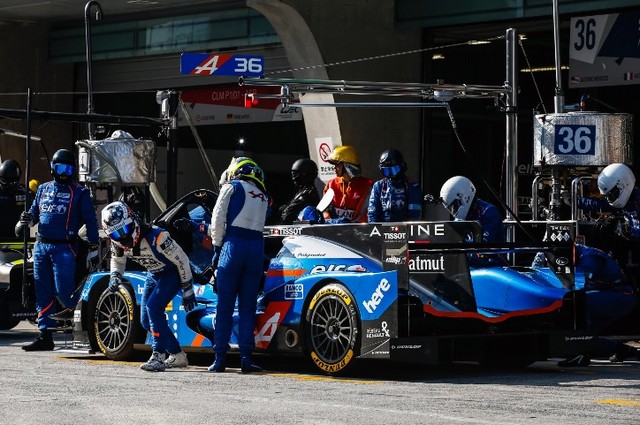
[180,53,264,77]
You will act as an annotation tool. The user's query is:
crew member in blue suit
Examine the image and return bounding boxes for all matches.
[16,149,99,351]
[102,200,197,371]
[208,157,268,373]
[368,148,422,222]
[579,163,640,243]
[439,175,505,244]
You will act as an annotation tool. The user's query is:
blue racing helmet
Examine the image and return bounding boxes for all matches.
[297,206,325,224]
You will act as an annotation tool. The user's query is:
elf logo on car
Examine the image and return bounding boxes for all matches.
[362,278,391,314]
[310,264,348,274]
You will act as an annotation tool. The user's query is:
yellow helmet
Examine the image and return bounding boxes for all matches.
[29,179,40,193]
[328,145,360,166]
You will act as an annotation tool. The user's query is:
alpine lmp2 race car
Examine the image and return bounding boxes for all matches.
[72,190,600,375]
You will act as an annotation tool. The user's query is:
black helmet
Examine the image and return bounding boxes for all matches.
[51,149,76,181]
[0,159,20,191]
[379,148,407,178]
[291,158,318,187]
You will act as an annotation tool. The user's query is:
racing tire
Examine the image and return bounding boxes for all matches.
[88,284,143,360]
[304,282,360,376]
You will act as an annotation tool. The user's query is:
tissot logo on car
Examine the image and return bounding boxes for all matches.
[362,278,391,314]
[408,255,445,272]
[269,226,303,236]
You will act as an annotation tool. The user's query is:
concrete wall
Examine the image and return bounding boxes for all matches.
[252,0,424,183]
[0,22,75,184]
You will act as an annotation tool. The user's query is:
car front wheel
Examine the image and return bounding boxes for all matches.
[304,282,360,376]
[89,285,142,360]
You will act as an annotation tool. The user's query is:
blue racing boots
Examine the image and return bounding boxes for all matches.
[208,353,226,373]
[241,355,263,373]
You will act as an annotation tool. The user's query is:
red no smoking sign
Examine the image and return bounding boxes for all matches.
[319,143,332,163]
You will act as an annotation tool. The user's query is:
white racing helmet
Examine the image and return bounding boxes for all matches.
[440,176,476,220]
[597,163,636,208]
[101,201,140,248]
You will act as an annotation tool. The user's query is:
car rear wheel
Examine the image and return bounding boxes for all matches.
[305,282,360,375]
[0,316,20,330]
[89,285,142,360]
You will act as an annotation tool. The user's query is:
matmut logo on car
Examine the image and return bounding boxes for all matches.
[362,278,391,314]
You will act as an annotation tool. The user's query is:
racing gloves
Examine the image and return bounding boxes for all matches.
[86,243,100,270]
[15,211,33,237]
[209,245,222,292]
[181,279,197,312]
[108,272,122,293]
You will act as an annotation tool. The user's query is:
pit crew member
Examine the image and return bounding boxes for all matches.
[278,158,320,224]
[208,158,268,373]
[102,201,197,372]
[368,148,422,222]
[16,149,100,351]
[323,145,373,223]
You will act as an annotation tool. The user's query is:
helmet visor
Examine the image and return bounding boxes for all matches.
[381,164,402,177]
[605,186,621,204]
[109,221,134,241]
[53,163,74,176]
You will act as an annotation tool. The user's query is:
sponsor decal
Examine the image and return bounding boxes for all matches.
[362,278,391,314]
[308,286,352,310]
[366,321,390,339]
[565,335,595,341]
[555,257,569,266]
[408,255,445,272]
[310,349,353,373]
[284,283,303,300]
[384,256,406,265]
[268,226,303,236]
[40,204,67,214]
[409,223,445,237]
[391,344,423,350]
[383,231,406,240]
[310,264,365,274]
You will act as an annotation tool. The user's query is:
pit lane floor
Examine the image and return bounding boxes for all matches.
[2,321,639,425]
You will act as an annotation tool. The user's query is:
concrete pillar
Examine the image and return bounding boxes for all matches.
[248,0,423,183]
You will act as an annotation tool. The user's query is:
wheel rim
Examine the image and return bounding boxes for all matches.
[95,291,133,353]
[309,294,356,364]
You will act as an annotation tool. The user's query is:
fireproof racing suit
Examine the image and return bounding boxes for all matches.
[464,198,506,267]
[323,176,373,223]
[0,184,29,240]
[278,185,320,225]
[367,177,422,222]
[466,198,505,243]
[209,179,268,357]
[578,188,640,242]
[29,180,99,331]
[110,226,193,355]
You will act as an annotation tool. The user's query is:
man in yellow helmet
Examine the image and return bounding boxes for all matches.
[323,145,373,223]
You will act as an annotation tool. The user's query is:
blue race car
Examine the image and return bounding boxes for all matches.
[73,190,599,375]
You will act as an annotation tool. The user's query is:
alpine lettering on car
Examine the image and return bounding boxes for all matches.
[409,223,445,237]
[362,278,391,314]
[408,255,445,272]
